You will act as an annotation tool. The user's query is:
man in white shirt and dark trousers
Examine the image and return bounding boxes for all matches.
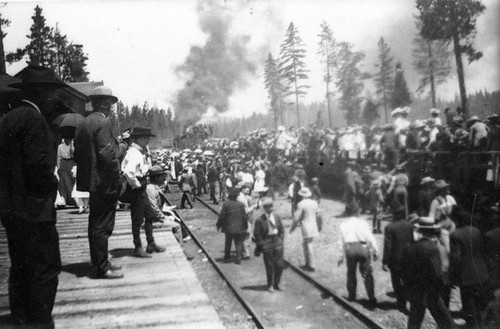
[338,204,379,308]
[122,126,160,257]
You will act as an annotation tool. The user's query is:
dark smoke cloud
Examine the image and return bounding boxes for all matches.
[174,0,257,123]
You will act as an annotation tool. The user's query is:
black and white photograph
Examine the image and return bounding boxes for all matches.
[0,0,499,328]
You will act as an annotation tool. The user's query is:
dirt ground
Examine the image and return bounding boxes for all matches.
[180,190,464,329]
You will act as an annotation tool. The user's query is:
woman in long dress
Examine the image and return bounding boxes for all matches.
[57,136,76,207]
[253,164,268,198]
[71,166,89,214]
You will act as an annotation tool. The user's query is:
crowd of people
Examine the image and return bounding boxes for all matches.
[1,64,499,329]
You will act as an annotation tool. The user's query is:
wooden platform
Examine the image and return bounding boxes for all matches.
[0,208,225,329]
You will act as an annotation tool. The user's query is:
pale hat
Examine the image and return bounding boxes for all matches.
[371,179,381,188]
[298,187,312,198]
[89,86,118,104]
[430,108,441,115]
[260,197,273,207]
[467,116,480,123]
[391,107,402,116]
[402,106,411,114]
[278,125,285,131]
[420,176,435,185]
[434,179,449,190]
[413,216,441,230]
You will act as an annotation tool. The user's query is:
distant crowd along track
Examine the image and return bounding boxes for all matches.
[164,185,387,329]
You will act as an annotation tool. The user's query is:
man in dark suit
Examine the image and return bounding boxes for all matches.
[0,65,65,326]
[382,212,414,312]
[74,86,123,279]
[253,198,285,293]
[450,206,490,328]
[402,216,457,329]
[216,188,248,264]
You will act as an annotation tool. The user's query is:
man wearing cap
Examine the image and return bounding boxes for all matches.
[216,188,248,264]
[0,65,65,325]
[254,198,285,292]
[178,168,194,209]
[121,126,156,257]
[75,85,123,279]
[290,187,321,272]
[382,206,414,312]
[143,165,180,251]
[449,207,490,328]
[402,216,457,329]
[338,205,378,307]
[379,124,399,171]
[417,177,435,217]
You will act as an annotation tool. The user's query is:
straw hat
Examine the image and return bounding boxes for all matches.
[420,176,435,185]
[298,187,312,198]
[413,216,441,230]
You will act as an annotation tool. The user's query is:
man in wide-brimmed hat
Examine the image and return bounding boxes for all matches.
[402,216,457,329]
[290,187,322,272]
[0,65,68,325]
[122,126,159,257]
[74,85,124,279]
[417,176,435,217]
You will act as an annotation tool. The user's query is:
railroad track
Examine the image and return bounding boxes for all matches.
[165,186,388,329]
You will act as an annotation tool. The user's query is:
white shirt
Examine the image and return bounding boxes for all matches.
[429,195,457,221]
[266,213,278,236]
[121,143,150,189]
[339,217,378,256]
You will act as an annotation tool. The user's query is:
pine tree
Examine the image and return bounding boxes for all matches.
[416,0,486,117]
[412,18,451,108]
[0,12,11,74]
[391,61,412,108]
[361,96,380,126]
[373,37,394,123]
[6,5,89,82]
[279,22,310,127]
[317,21,339,129]
[264,52,286,129]
[335,41,366,125]
[7,6,54,67]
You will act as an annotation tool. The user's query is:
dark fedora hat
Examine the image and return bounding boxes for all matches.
[149,165,166,176]
[9,65,68,90]
[130,126,156,138]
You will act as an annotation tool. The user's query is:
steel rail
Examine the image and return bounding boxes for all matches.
[194,194,388,329]
[163,191,266,329]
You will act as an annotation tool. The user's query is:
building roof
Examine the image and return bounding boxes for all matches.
[68,81,104,98]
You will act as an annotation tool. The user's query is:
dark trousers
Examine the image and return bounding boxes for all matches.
[130,186,149,247]
[2,218,61,323]
[209,182,219,203]
[384,149,398,171]
[408,291,457,329]
[181,191,192,208]
[460,284,490,328]
[389,265,406,309]
[89,190,118,273]
[224,232,245,261]
[262,235,284,288]
[345,242,374,300]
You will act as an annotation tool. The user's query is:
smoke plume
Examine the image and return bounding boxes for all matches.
[174,0,258,123]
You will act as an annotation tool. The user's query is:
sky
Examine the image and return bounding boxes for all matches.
[2,0,499,120]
